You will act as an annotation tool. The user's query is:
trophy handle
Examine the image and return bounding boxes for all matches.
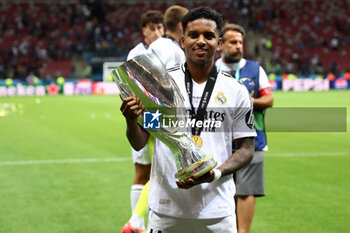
[112,68,132,99]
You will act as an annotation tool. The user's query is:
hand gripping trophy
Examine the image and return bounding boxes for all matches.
[112,51,217,181]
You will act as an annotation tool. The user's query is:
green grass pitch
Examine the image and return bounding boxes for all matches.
[0,90,349,233]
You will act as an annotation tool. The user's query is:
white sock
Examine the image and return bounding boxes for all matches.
[129,212,145,229]
[130,184,144,212]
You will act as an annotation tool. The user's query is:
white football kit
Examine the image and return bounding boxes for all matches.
[148,36,186,68]
[127,42,148,61]
[148,64,257,221]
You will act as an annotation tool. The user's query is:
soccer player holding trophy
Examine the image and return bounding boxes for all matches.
[115,7,256,233]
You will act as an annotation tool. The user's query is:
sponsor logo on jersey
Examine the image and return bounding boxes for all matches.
[159,199,171,205]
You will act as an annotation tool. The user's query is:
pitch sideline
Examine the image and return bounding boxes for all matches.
[0,157,132,166]
[0,152,349,167]
[267,151,349,157]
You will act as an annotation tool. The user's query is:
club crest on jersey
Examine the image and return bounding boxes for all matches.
[214,91,226,105]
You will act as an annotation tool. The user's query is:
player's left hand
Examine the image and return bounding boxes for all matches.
[176,170,215,189]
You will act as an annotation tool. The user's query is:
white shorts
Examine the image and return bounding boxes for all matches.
[131,135,154,165]
[147,209,237,233]
[131,145,152,165]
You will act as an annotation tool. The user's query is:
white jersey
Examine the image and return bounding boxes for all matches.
[215,58,270,90]
[148,36,185,68]
[127,42,148,61]
[148,64,257,219]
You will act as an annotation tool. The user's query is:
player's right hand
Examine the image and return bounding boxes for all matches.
[120,94,144,120]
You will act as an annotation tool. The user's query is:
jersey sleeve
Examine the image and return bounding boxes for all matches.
[258,66,271,90]
[126,50,134,61]
[232,86,257,139]
[127,43,147,61]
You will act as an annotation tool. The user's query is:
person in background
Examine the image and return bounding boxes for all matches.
[148,5,189,68]
[216,23,273,233]
[126,10,164,60]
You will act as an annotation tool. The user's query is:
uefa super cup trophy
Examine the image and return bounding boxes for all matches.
[112,51,217,180]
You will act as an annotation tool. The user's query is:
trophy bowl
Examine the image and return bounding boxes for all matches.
[112,50,217,180]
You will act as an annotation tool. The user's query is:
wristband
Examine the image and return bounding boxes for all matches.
[213,169,222,181]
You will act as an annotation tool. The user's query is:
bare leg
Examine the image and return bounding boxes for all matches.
[236,195,255,233]
[134,163,151,185]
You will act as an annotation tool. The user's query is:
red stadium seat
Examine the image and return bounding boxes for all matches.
[42,60,73,79]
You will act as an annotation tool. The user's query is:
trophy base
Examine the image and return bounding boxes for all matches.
[175,154,217,181]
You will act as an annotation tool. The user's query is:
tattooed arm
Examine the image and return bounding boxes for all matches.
[217,137,255,176]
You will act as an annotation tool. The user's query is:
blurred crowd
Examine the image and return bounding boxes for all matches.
[0,0,102,81]
[0,0,349,82]
[254,0,350,76]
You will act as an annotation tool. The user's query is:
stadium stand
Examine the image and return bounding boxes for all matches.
[0,0,349,82]
[41,60,73,80]
[251,0,350,74]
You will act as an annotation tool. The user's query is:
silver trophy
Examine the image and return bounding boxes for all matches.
[112,51,217,180]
